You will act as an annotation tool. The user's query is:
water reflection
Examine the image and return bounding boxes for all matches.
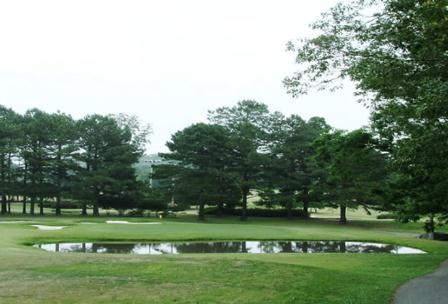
[34,240,425,255]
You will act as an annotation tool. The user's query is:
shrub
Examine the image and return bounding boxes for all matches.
[376,213,398,220]
[42,200,82,209]
[204,207,308,218]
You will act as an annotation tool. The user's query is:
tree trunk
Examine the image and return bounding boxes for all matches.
[39,197,44,215]
[55,144,62,216]
[92,156,100,217]
[6,155,12,214]
[303,200,310,218]
[216,201,224,217]
[30,196,36,215]
[425,216,435,239]
[81,202,87,216]
[22,161,28,214]
[93,185,100,216]
[55,195,61,216]
[428,216,435,233]
[1,195,7,214]
[339,205,347,224]
[198,199,205,221]
[22,196,27,214]
[93,204,99,216]
[0,154,6,214]
[241,188,249,221]
[286,200,293,219]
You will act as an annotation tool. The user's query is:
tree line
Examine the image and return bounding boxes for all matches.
[1,0,445,233]
[152,100,388,224]
[0,107,151,216]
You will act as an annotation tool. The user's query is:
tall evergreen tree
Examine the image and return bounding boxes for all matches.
[22,109,54,215]
[0,106,20,214]
[263,115,330,218]
[208,100,272,220]
[76,115,140,216]
[48,112,78,215]
[162,123,239,220]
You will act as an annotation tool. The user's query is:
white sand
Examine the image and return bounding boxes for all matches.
[0,221,31,224]
[106,220,129,224]
[106,220,161,225]
[31,225,66,230]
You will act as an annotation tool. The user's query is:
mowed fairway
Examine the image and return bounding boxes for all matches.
[1,214,448,304]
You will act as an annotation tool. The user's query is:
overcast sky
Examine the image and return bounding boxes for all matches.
[0,0,370,153]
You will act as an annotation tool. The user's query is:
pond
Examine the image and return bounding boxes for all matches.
[33,240,425,255]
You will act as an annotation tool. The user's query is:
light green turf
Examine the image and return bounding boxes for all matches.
[0,213,447,304]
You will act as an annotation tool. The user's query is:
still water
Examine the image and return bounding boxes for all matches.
[34,240,425,255]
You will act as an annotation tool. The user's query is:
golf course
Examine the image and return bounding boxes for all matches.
[1,210,447,304]
[1,1,448,303]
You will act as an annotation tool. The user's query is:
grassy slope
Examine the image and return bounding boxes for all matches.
[0,213,447,304]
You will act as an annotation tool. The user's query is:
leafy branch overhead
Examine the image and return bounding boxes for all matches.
[285,0,448,226]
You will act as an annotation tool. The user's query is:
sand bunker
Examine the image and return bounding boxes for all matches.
[106,220,161,225]
[0,221,31,224]
[31,225,66,231]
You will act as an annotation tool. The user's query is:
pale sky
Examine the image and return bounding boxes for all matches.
[0,0,370,153]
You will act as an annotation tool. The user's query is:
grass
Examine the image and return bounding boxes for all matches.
[0,209,447,304]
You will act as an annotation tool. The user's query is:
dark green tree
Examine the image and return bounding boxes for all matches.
[162,123,239,220]
[76,115,140,216]
[48,112,78,215]
[208,100,272,220]
[262,115,330,218]
[314,129,388,224]
[22,109,54,215]
[0,106,21,214]
[285,0,448,226]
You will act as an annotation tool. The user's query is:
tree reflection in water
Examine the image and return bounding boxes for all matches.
[35,241,425,255]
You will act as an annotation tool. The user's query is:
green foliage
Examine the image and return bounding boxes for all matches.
[208,100,274,220]
[76,115,141,215]
[204,207,309,218]
[376,213,398,220]
[285,0,448,225]
[260,114,330,217]
[0,105,21,213]
[161,123,240,219]
[47,112,78,215]
[0,106,150,216]
[314,129,388,223]
[22,109,56,214]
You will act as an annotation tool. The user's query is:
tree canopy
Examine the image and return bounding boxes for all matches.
[314,129,388,224]
[285,0,448,227]
[208,100,274,220]
[0,106,151,216]
[161,123,239,220]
